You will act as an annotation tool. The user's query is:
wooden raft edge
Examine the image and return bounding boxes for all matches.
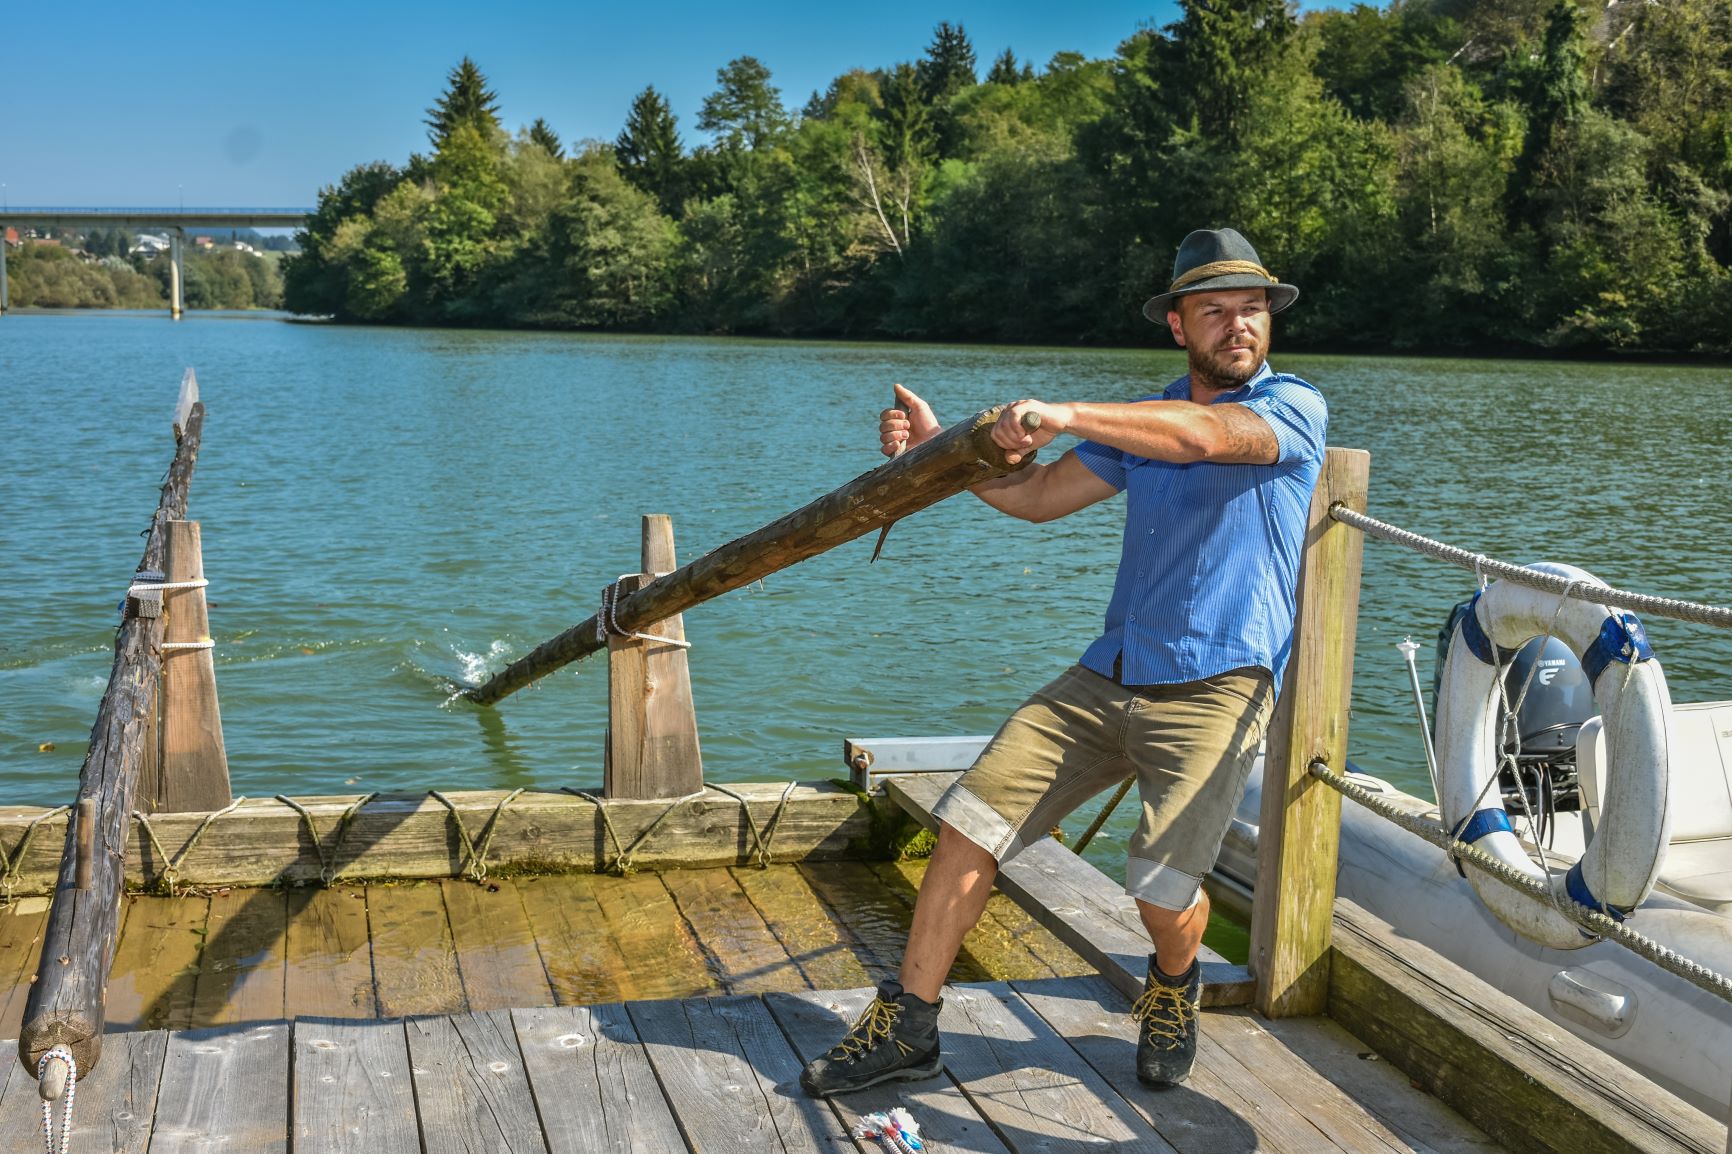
[0,781,875,893]
[1329,896,1727,1154]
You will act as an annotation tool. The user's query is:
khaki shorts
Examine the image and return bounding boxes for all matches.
[931,663,1274,911]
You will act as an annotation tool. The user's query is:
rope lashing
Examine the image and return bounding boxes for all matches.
[564,787,692,876]
[707,782,798,869]
[125,577,208,596]
[1308,759,1732,1005]
[36,1046,75,1154]
[275,793,377,886]
[594,576,692,649]
[132,797,246,896]
[1329,505,1732,630]
[1,806,70,904]
[161,640,215,652]
[429,788,525,882]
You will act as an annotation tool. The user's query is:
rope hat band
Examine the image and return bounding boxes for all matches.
[1169,259,1276,291]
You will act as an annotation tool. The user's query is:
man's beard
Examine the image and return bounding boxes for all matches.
[1187,337,1266,392]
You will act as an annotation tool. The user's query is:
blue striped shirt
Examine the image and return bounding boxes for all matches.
[1072,362,1328,690]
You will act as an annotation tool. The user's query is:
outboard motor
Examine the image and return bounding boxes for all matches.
[1433,598,1596,833]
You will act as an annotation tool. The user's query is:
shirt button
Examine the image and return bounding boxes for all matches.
[1128,614,1136,623]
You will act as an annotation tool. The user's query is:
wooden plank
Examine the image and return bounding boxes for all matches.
[766,987,1015,1154]
[511,1003,686,1154]
[515,874,633,1005]
[604,515,703,800]
[730,865,875,991]
[873,858,1063,981]
[0,783,874,894]
[466,404,1042,704]
[628,994,850,1154]
[1012,974,1334,1154]
[661,867,807,994]
[0,899,49,1041]
[590,873,717,1002]
[886,774,1253,1006]
[0,1027,167,1154]
[154,519,231,812]
[283,885,377,1019]
[193,887,288,1025]
[367,882,465,1018]
[888,858,1095,978]
[1205,1008,1452,1154]
[106,892,209,1031]
[1257,1015,1502,1154]
[1329,897,1724,1154]
[149,1021,290,1153]
[20,402,204,1078]
[441,878,554,1011]
[1251,446,1369,1017]
[938,981,1179,1152]
[292,1017,418,1154]
[405,1010,548,1154]
[797,860,933,982]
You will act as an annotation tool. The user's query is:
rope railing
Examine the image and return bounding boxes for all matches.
[1309,760,1732,1005]
[1328,505,1732,630]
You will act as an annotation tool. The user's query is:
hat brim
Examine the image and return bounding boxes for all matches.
[1142,276,1299,324]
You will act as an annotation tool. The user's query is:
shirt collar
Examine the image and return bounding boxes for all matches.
[1164,360,1274,403]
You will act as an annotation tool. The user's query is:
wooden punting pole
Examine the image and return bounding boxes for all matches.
[20,391,206,1079]
[464,407,1040,706]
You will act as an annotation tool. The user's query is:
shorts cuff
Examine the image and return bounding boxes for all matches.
[932,780,1024,862]
[1126,857,1203,911]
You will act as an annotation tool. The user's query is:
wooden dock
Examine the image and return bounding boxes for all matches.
[0,976,1501,1154]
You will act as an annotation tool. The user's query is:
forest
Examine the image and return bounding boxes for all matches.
[282,0,1732,353]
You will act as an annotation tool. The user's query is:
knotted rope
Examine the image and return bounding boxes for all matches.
[429,788,525,882]
[1329,505,1732,629]
[36,1047,75,1154]
[1309,760,1732,1004]
[132,797,247,895]
[2,807,70,904]
[707,781,798,869]
[275,793,377,886]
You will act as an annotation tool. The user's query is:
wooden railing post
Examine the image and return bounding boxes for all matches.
[1250,446,1370,1018]
[604,514,703,800]
[148,518,230,812]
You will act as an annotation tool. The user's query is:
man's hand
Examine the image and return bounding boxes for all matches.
[881,383,942,457]
[993,399,1070,465]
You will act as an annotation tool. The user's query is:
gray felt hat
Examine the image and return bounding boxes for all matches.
[1141,228,1299,323]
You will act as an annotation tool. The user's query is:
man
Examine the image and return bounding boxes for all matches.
[799,227,1328,1097]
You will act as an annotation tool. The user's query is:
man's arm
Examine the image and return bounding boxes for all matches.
[970,449,1118,523]
[992,399,1280,467]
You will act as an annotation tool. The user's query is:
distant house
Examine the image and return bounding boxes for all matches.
[193,236,213,250]
[131,234,170,258]
[3,227,18,247]
[233,241,259,255]
[32,237,62,248]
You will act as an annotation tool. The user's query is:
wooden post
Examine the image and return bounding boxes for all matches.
[604,515,703,800]
[151,519,231,811]
[1250,446,1370,1018]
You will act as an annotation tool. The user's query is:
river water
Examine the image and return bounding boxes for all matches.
[3,311,1728,879]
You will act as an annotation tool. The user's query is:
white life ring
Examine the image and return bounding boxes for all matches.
[1434,562,1674,950]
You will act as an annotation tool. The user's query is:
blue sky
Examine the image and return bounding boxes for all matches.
[7,0,1340,208]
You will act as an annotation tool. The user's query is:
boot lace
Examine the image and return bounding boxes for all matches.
[831,996,904,1062]
[1131,981,1197,1045]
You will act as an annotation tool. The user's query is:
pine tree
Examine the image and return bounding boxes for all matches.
[1509,0,1590,226]
[918,22,978,103]
[528,118,565,159]
[616,86,687,215]
[987,48,1024,86]
[698,57,790,153]
[1160,0,1296,144]
[425,57,501,147]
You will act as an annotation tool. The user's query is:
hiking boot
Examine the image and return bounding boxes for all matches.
[1133,955,1201,1086]
[799,980,943,1098]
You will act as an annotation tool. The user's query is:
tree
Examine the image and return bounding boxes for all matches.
[1508,0,1589,227]
[528,117,564,159]
[616,86,688,214]
[1160,0,1297,145]
[987,48,1026,86]
[918,21,978,103]
[425,57,501,147]
[699,57,790,154]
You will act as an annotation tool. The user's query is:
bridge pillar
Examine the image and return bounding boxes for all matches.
[168,229,184,320]
[1,235,8,316]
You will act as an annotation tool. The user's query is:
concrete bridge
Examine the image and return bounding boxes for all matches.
[0,207,312,318]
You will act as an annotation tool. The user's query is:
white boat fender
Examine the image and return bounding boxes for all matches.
[1434,561,1675,950]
